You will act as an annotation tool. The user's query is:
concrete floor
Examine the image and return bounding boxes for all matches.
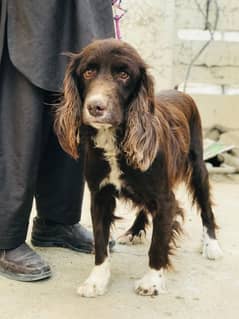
[0,175,239,319]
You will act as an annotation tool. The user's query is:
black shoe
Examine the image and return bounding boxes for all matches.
[31,217,116,254]
[0,243,52,282]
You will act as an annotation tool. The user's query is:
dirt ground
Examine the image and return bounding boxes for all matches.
[0,175,239,319]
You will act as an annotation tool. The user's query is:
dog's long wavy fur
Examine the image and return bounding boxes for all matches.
[54,39,218,273]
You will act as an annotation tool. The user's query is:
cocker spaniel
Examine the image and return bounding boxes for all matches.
[54,38,222,297]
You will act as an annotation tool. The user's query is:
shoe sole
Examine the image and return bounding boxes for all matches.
[31,238,94,254]
[31,238,116,253]
[0,266,52,282]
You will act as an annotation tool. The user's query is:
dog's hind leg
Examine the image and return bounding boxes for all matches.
[188,116,223,260]
[77,185,116,297]
[118,209,149,245]
[188,155,223,260]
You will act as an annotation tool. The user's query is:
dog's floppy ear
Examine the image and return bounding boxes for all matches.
[122,69,160,171]
[54,53,82,159]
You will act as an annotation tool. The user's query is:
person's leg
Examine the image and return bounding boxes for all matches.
[0,40,52,281]
[0,42,44,249]
[34,106,85,225]
[31,104,96,253]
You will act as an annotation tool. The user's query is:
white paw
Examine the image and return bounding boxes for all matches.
[77,278,108,297]
[202,239,223,260]
[77,258,110,297]
[202,227,223,260]
[135,269,166,296]
[118,230,146,245]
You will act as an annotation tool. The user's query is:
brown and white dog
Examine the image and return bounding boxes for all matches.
[54,38,223,297]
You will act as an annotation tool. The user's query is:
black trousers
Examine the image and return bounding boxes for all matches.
[0,42,85,249]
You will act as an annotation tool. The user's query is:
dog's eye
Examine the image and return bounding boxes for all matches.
[118,71,130,80]
[83,68,97,80]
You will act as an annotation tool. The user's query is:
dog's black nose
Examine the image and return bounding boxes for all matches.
[87,101,106,117]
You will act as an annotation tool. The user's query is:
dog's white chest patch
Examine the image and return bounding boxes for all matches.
[93,128,123,191]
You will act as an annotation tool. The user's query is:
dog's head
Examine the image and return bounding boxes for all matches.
[55,38,159,171]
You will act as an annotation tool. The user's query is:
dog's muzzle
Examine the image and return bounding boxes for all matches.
[85,95,107,118]
[83,93,123,128]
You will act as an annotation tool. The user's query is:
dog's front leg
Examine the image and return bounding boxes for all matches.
[134,211,167,296]
[135,192,181,296]
[77,186,116,297]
